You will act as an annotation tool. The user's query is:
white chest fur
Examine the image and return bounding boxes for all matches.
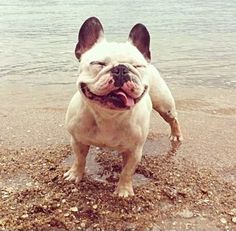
[66,92,152,151]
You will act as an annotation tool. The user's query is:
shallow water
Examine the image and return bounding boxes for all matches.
[62,147,151,187]
[0,0,235,88]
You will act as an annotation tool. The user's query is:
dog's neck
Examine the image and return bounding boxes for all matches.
[86,102,133,121]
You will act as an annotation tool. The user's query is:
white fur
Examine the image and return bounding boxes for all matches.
[64,38,182,197]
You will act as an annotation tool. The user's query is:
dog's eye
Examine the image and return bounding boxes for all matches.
[133,64,146,69]
[90,61,106,67]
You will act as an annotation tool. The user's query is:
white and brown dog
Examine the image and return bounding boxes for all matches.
[64,17,182,197]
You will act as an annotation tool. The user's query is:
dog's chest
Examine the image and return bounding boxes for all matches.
[79,117,137,150]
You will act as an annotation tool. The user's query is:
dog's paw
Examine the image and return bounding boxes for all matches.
[169,133,183,142]
[64,168,83,184]
[114,186,134,198]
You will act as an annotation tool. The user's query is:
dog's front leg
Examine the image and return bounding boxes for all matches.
[115,149,142,197]
[64,138,89,183]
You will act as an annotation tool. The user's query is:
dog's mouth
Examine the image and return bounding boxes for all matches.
[80,83,147,110]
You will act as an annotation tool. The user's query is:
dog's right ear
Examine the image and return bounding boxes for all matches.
[75,17,104,60]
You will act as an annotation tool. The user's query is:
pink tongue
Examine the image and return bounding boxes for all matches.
[116,91,135,107]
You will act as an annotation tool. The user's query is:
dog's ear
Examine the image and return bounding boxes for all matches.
[75,17,104,60]
[128,24,151,62]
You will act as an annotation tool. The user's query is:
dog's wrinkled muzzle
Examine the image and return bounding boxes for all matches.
[80,82,147,110]
[111,64,130,88]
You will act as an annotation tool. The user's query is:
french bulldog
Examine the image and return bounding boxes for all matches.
[64,17,183,197]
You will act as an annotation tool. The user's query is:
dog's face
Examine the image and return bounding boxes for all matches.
[75,17,151,110]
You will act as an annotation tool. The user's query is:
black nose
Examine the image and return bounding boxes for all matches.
[111,64,130,87]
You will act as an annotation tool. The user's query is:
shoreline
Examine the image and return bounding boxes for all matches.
[1,81,236,169]
[0,81,236,230]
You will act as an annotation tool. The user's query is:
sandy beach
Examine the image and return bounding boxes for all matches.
[0,81,235,230]
[1,0,236,229]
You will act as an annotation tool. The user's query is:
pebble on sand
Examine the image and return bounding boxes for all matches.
[220,218,227,224]
[232,217,236,224]
[70,207,78,212]
[177,209,194,219]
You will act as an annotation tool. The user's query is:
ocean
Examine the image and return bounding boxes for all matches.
[0,0,235,88]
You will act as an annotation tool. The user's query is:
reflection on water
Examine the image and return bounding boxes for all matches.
[0,0,235,88]
[62,147,151,187]
[62,137,182,187]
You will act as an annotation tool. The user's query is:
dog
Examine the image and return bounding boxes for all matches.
[64,17,183,197]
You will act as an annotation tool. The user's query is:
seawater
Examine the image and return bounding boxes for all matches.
[0,0,235,88]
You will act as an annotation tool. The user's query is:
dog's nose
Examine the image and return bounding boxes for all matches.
[111,64,130,87]
[111,64,129,76]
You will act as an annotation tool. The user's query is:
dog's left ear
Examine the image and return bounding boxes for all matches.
[128,24,151,62]
[75,17,104,60]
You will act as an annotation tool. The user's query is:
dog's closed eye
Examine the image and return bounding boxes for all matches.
[90,61,107,67]
[133,64,146,69]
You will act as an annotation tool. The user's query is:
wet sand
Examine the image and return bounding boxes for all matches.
[0,82,236,230]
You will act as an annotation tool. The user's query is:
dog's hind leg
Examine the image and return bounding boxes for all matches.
[158,109,183,142]
[148,65,183,141]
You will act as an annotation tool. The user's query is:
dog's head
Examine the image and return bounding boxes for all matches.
[75,17,151,110]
